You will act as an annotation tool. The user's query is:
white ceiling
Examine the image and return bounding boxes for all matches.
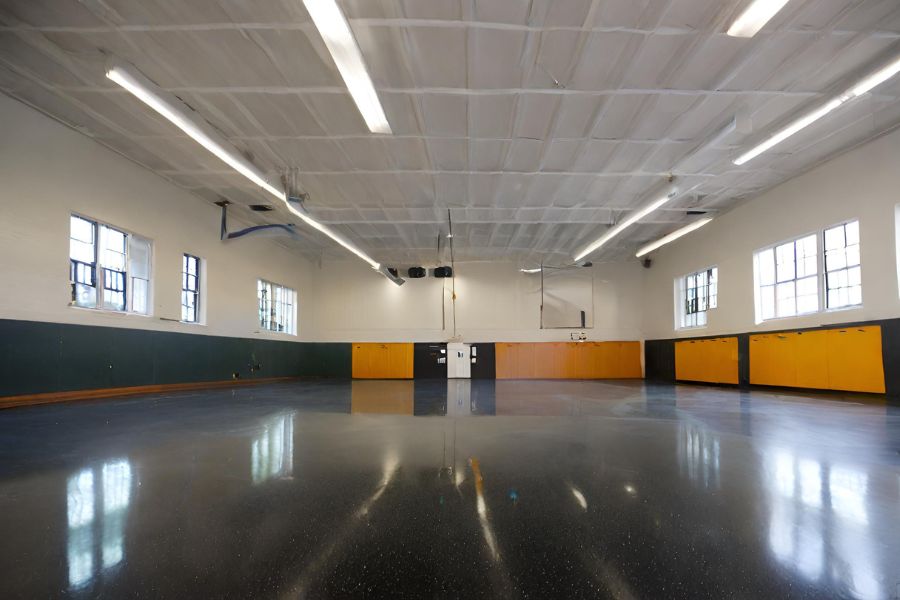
[2,0,900,266]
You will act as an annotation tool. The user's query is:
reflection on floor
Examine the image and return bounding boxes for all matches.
[0,379,898,598]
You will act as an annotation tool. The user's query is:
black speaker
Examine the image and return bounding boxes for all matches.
[433,266,453,278]
[407,266,426,278]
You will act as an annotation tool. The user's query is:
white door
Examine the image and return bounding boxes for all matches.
[447,343,471,379]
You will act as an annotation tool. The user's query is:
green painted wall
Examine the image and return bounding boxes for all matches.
[0,319,350,397]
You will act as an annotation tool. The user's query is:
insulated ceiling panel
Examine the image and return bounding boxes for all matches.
[0,0,899,266]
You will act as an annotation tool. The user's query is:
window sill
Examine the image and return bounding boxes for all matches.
[824,304,863,313]
[677,325,708,332]
[255,329,298,339]
[179,320,207,327]
[68,304,153,318]
[757,304,862,324]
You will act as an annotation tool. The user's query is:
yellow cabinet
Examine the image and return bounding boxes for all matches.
[352,343,413,379]
[826,326,885,393]
[495,341,642,379]
[793,330,829,389]
[676,337,738,384]
[750,326,885,393]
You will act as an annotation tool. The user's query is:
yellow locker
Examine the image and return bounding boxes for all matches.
[750,333,797,387]
[592,342,612,379]
[675,340,701,382]
[794,330,829,389]
[519,343,537,378]
[709,337,739,384]
[495,343,514,379]
[615,342,643,378]
[533,343,558,379]
[826,326,885,393]
[562,343,580,379]
[574,343,595,379]
[676,338,737,384]
[351,343,413,379]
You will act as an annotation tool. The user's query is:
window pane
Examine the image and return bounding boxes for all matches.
[796,276,818,314]
[761,285,776,320]
[826,248,846,271]
[70,239,94,264]
[847,265,861,287]
[132,278,149,315]
[829,269,846,290]
[849,285,862,306]
[775,243,795,282]
[73,283,96,308]
[800,235,817,259]
[824,225,844,250]
[758,249,775,285]
[70,216,94,243]
[796,293,818,315]
[128,236,151,280]
[101,226,127,271]
[776,281,796,317]
[797,275,817,297]
[70,216,96,267]
[845,221,859,245]
[845,244,860,267]
[103,270,126,312]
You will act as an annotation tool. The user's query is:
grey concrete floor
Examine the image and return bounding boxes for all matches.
[0,379,898,598]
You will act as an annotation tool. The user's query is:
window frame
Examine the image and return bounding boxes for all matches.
[181,253,202,324]
[823,219,862,312]
[676,266,718,330]
[257,279,297,336]
[753,220,864,324]
[68,213,153,316]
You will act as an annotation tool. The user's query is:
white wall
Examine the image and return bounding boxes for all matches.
[0,94,316,341]
[310,259,644,342]
[642,126,900,340]
[12,89,896,348]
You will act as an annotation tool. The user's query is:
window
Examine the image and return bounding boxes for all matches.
[678,267,718,328]
[181,254,201,323]
[755,234,818,321]
[824,221,861,309]
[69,215,151,314]
[257,279,296,335]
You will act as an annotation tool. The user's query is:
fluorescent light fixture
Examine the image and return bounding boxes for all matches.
[734,98,841,165]
[520,268,542,274]
[106,67,284,200]
[574,185,678,262]
[106,62,385,273]
[635,218,713,258]
[734,52,900,165]
[849,54,900,97]
[302,0,391,134]
[727,0,791,38]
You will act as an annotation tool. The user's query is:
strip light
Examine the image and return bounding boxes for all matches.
[520,268,542,274]
[574,186,678,262]
[635,218,713,258]
[302,0,391,134]
[107,62,383,272]
[727,0,792,38]
[734,53,900,165]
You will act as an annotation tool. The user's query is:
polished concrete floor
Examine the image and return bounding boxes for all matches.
[1,380,899,599]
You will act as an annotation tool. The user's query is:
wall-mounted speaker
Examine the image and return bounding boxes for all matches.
[434,266,453,278]
[407,266,426,278]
